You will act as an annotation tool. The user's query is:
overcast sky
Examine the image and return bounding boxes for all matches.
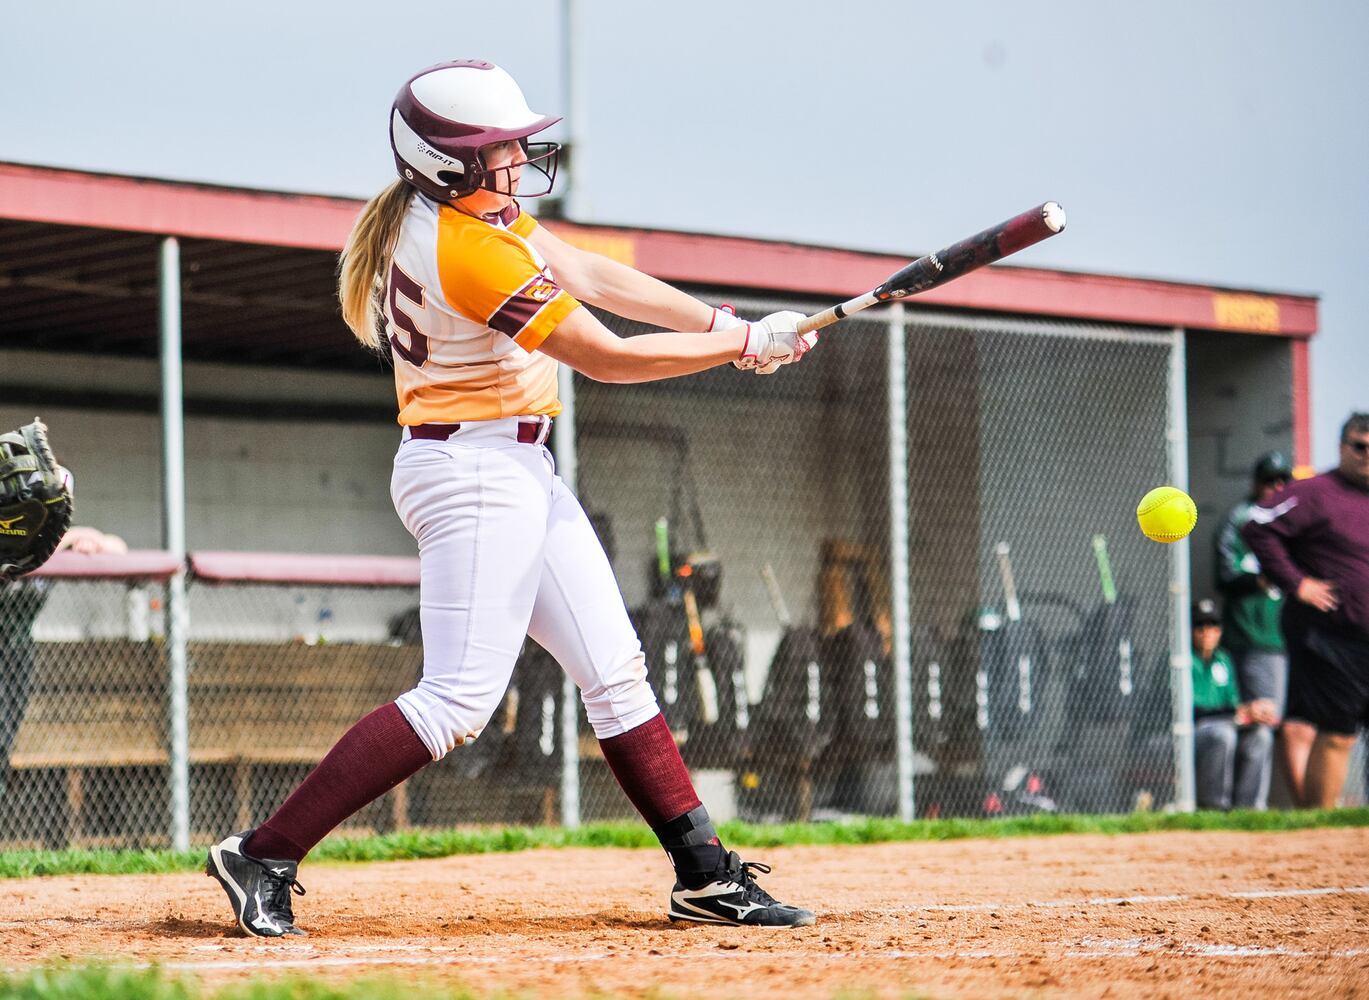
[3,1,1364,463]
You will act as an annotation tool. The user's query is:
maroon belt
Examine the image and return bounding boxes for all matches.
[408,420,547,444]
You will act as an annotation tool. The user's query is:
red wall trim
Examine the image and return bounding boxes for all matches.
[0,162,1319,337]
[189,550,420,587]
[0,162,358,251]
[1291,339,1313,472]
[32,550,181,580]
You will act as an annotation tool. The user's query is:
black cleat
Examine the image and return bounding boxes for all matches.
[205,830,307,937]
[668,851,816,927]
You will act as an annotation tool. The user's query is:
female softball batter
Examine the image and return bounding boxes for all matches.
[207,59,816,936]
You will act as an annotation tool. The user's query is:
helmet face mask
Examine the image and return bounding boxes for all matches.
[390,60,562,203]
[477,140,560,198]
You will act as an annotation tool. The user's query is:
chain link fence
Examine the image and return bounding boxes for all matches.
[901,313,1175,818]
[1,575,172,848]
[2,302,1252,850]
[570,299,1181,824]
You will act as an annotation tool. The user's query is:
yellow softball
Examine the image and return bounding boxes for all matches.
[1136,486,1197,543]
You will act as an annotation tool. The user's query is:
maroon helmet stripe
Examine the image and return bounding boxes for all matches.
[487,274,564,339]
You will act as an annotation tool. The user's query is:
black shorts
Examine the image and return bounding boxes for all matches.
[1284,622,1369,735]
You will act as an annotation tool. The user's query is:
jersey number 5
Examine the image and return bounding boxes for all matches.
[388,263,430,367]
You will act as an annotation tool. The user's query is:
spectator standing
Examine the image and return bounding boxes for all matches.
[1214,450,1291,807]
[1190,599,1277,810]
[1242,412,1369,808]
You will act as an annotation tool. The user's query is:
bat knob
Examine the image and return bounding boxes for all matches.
[1043,202,1067,233]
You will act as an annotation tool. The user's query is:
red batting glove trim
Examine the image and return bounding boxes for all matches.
[738,323,759,366]
[707,305,737,333]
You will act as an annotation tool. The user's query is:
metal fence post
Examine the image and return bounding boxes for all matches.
[555,364,582,828]
[887,304,916,820]
[160,237,191,850]
[559,0,591,223]
[1168,326,1195,812]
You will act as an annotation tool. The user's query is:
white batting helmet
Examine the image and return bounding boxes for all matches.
[390,60,562,202]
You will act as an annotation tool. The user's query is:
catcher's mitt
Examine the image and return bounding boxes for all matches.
[0,418,73,581]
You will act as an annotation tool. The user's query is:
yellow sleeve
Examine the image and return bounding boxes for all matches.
[436,208,578,352]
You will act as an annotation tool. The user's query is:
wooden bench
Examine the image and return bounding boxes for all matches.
[9,638,422,846]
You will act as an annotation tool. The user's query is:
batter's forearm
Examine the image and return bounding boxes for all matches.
[575,256,716,332]
[590,328,746,384]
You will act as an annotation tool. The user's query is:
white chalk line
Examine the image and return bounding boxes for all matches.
[919,893,1186,912]
[144,940,1369,973]
[901,884,1369,914]
[1231,885,1369,899]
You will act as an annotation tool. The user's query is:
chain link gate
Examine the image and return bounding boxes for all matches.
[565,299,1180,823]
[900,313,1176,818]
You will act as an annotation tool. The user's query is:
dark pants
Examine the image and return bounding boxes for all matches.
[0,637,36,775]
[1285,620,1369,736]
[1195,715,1274,810]
[1231,648,1288,808]
[1,583,47,793]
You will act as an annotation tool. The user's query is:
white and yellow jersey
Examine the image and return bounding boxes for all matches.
[382,193,580,425]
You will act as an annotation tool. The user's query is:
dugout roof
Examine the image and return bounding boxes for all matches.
[0,161,1318,375]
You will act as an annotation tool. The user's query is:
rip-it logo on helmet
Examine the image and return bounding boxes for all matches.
[390,60,562,202]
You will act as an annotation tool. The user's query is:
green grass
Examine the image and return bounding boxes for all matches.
[1,807,1364,880]
[0,966,925,1000]
[0,965,505,1000]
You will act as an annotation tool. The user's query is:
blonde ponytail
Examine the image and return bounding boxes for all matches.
[338,180,414,349]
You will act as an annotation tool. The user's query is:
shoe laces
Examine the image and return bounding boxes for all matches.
[722,851,780,908]
[253,859,305,919]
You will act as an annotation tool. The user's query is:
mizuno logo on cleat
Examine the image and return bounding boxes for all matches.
[718,898,769,919]
[250,890,281,933]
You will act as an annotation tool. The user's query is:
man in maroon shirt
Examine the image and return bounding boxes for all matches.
[1241,412,1369,808]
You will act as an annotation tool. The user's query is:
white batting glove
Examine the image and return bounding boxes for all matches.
[707,305,747,332]
[734,310,818,374]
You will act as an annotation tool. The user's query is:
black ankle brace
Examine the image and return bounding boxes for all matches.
[653,805,725,887]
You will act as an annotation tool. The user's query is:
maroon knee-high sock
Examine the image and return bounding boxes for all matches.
[599,713,725,883]
[598,713,700,825]
[245,703,431,862]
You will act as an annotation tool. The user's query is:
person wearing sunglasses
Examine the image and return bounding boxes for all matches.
[1241,413,1369,808]
[1213,450,1293,808]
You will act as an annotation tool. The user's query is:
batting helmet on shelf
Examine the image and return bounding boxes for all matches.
[390,60,562,202]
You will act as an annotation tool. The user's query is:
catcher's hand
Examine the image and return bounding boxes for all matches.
[0,418,73,581]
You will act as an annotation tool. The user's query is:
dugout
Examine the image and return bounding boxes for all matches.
[0,162,1323,844]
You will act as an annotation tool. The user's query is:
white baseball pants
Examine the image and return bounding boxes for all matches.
[389,416,659,759]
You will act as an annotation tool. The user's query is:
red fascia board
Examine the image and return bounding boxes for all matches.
[0,162,358,250]
[0,163,1318,336]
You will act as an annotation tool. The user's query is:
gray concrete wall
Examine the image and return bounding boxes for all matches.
[0,348,414,556]
[1184,331,1294,605]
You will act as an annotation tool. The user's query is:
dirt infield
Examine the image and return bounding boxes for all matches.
[2,827,1367,999]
